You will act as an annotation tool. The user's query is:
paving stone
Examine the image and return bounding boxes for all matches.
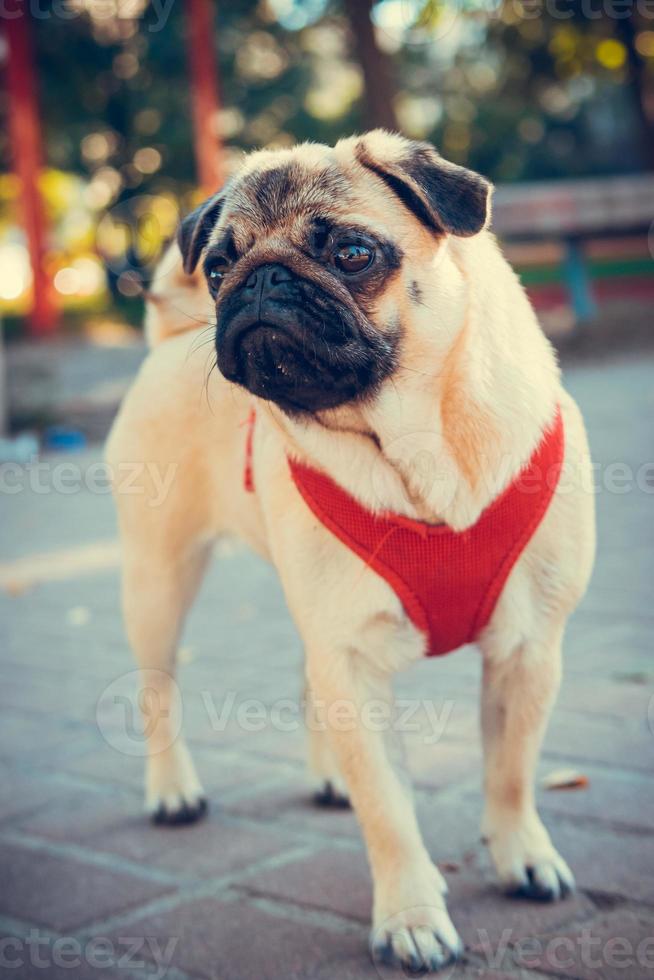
[313,952,519,980]
[13,785,294,879]
[235,727,311,765]
[556,676,653,721]
[0,928,128,980]
[0,843,173,932]
[512,908,654,980]
[72,818,173,866]
[565,616,653,677]
[0,665,105,722]
[577,584,654,619]
[0,712,80,766]
[232,786,486,896]
[446,876,597,953]
[184,702,278,746]
[408,739,483,790]
[119,812,298,879]
[238,847,371,922]
[60,743,273,797]
[113,896,366,980]
[402,696,480,743]
[225,775,362,838]
[542,716,653,773]
[424,783,654,906]
[417,790,487,868]
[57,745,148,791]
[0,765,66,824]
[237,847,598,968]
[14,787,143,845]
[536,764,654,833]
[538,819,654,905]
[429,788,654,906]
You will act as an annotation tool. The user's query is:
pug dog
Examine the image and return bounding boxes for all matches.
[106,130,595,973]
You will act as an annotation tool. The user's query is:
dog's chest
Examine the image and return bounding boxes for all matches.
[286,410,565,658]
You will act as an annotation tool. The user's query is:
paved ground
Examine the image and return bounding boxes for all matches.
[1,352,653,980]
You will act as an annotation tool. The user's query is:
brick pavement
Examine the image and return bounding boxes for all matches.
[1,353,653,979]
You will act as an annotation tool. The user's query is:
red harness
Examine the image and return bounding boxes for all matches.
[244,408,564,656]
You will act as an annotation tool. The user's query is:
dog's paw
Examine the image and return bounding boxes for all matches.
[313,779,351,809]
[151,794,208,826]
[483,810,575,902]
[370,907,463,974]
[370,864,463,974]
[503,854,575,902]
[146,740,207,827]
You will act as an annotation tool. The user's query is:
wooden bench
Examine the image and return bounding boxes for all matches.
[492,174,654,321]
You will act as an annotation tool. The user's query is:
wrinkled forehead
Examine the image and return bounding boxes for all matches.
[222,156,350,242]
[213,144,382,247]
[236,148,348,215]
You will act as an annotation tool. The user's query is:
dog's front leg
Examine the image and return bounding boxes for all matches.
[480,629,575,900]
[305,681,351,807]
[306,646,463,972]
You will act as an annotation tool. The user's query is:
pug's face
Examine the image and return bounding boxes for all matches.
[178,130,491,415]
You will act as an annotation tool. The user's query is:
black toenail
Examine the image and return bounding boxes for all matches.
[313,781,351,809]
[149,797,209,827]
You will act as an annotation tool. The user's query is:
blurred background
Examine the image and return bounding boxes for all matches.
[1,6,654,976]
[0,0,653,444]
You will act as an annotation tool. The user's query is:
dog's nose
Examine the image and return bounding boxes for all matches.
[243,263,294,295]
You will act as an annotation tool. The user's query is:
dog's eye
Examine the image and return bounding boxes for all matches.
[334,244,374,274]
[206,258,230,293]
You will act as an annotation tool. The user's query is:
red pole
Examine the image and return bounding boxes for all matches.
[184,0,225,194]
[4,9,59,336]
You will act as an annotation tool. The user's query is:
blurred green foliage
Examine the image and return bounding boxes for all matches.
[0,0,652,323]
[1,0,650,199]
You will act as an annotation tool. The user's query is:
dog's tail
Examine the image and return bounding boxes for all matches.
[144,239,212,347]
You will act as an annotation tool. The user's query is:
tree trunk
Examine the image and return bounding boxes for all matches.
[4,11,59,337]
[614,15,654,170]
[185,0,225,192]
[344,0,398,132]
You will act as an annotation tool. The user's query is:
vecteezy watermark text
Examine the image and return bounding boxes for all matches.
[0,932,178,978]
[0,0,176,32]
[96,669,457,756]
[0,459,178,508]
[2,453,654,505]
[478,925,654,973]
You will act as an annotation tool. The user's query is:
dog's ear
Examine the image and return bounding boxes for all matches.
[177,191,226,274]
[355,130,491,237]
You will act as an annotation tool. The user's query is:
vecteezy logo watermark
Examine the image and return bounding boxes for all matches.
[477,925,654,973]
[0,932,178,979]
[374,0,654,51]
[95,670,457,755]
[369,917,654,978]
[0,0,176,33]
[96,669,183,758]
[0,458,178,507]
[370,436,654,514]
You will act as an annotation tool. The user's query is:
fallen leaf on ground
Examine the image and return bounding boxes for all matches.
[541,768,589,791]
